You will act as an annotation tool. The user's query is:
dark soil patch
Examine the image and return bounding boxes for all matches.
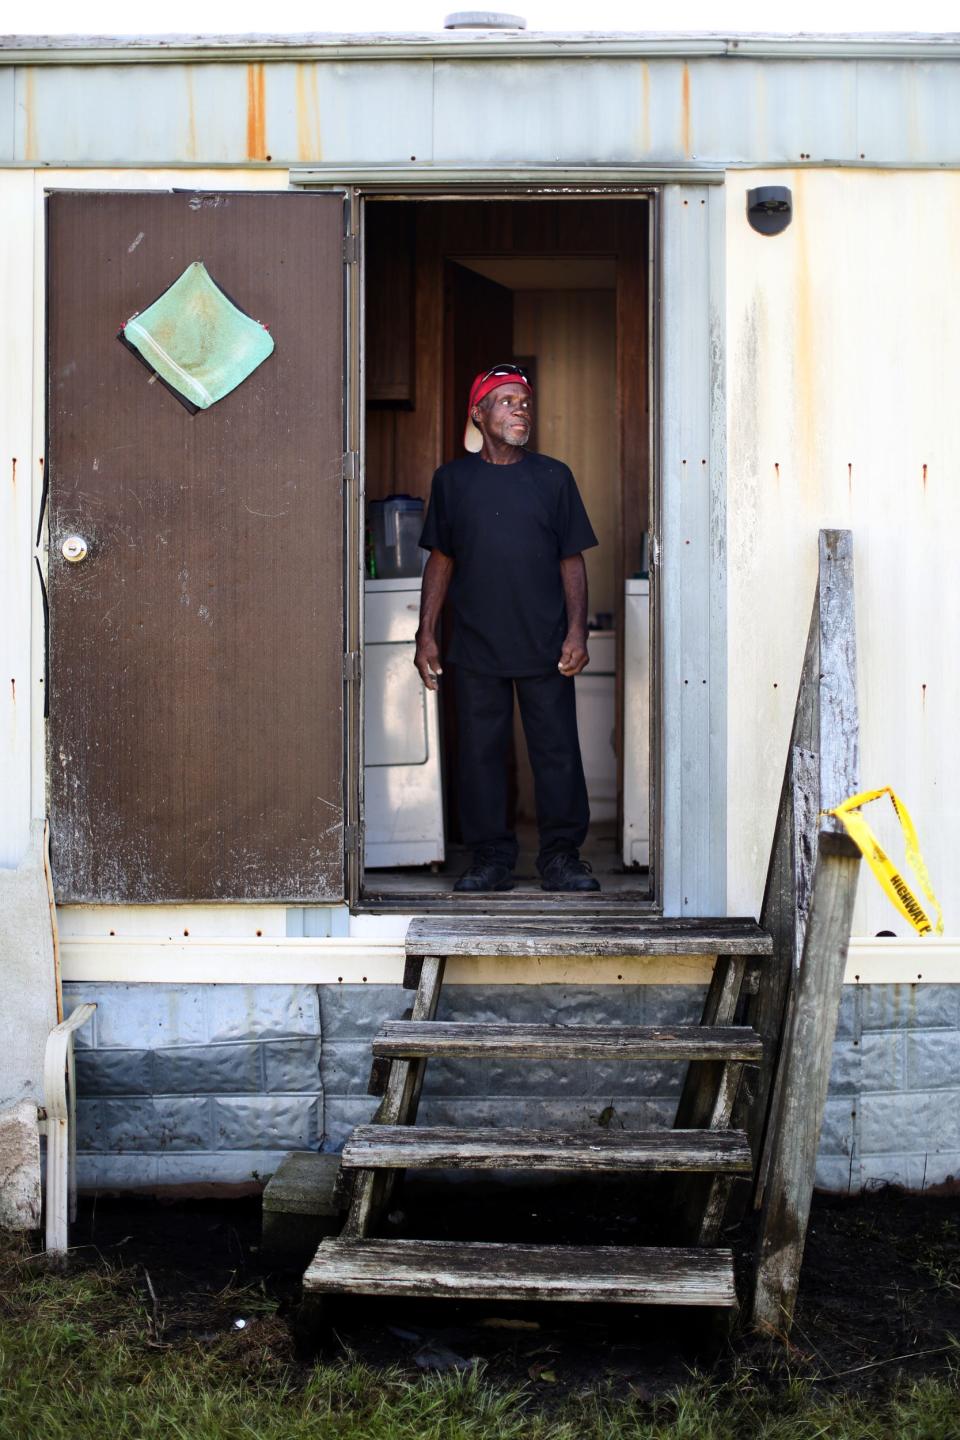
[67,1180,959,1402]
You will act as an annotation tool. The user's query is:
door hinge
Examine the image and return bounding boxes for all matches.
[344,821,360,851]
[343,650,361,684]
[343,234,359,264]
[342,450,359,484]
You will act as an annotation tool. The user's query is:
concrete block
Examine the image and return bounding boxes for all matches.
[75,1047,154,1096]
[417,1094,664,1132]
[860,1090,960,1155]
[213,1096,320,1151]
[321,1095,381,1151]
[642,987,706,1026]
[205,986,320,1043]
[826,1037,860,1095]
[93,985,207,1049]
[318,985,407,1040]
[262,1151,342,1266]
[0,1101,41,1229]
[76,1151,290,1192]
[60,985,97,1046]
[99,1098,211,1153]
[835,987,859,1039]
[75,1099,104,1150]
[905,1030,960,1090]
[860,1031,905,1092]
[321,1040,382,1096]
[152,1043,263,1095]
[859,985,959,1032]
[263,1038,322,1094]
[818,1096,857,1156]
[860,1152,960,1191]
[814,1153,859,1193]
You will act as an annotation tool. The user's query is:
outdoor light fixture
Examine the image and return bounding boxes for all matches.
[746,185,793,236]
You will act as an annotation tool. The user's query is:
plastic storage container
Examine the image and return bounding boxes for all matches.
[368,495,424,579]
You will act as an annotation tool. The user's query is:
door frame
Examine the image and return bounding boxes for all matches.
[334,180,700,915]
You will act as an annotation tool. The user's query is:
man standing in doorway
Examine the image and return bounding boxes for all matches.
[415,363,600,894]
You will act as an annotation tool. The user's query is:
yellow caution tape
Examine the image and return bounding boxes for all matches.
[826,787,944,936]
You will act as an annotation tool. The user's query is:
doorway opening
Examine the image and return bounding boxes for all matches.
[359,196,654,907]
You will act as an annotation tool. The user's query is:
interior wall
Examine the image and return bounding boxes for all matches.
[513,289,618,619]
[726,169,960,937]
[511,289,618,823]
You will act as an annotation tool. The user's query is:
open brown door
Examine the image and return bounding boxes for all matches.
[47,191,346,902]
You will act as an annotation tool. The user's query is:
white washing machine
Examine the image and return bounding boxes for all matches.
[363,577,445,868]
[575,630,617,823]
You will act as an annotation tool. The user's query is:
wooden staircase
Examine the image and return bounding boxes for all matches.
[305,915,772,1313]
[304,528,863,1333]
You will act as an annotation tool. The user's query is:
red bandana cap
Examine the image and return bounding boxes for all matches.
[464,365,533,453]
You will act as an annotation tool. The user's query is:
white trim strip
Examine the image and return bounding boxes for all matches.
[6,34,960,64]
[289,164,725,188]
[58,935,960,986]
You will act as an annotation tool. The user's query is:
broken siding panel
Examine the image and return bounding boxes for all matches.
[726,169,960,934]
[0,171,36,867]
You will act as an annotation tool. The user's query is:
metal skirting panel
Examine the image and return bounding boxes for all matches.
[660,183,726,916]
[63,979,960,1195]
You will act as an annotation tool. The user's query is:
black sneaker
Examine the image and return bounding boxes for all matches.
[453,861,515,893]
[539,853,601,892]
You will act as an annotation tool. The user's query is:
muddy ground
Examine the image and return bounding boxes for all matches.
[63,1177,960,1402]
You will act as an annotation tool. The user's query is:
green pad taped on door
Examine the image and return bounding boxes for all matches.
[121,261,274,410]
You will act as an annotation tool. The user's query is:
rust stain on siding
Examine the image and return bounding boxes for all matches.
[295,64,322,161]
[791,173,816,486]
[680,63,691,158]
[246,63,267,160]
[22,69,36,162]
[639,62,651,154]
[185,72,197,161]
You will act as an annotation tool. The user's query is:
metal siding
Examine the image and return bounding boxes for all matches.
[660,184,725,917]
[8,56,960,168]
[856,60,960,162]
[726,168,960,937]
[0,171,35,867]
[13,59,435,166]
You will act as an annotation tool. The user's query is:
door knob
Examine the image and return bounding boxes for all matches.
[61,535,90,563]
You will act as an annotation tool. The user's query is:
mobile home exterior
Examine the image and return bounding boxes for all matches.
[2,30,959,1201]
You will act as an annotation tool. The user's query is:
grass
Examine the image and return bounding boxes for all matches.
[1,1236,959,1440]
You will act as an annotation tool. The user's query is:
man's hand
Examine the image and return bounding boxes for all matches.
[558,632,589,677]
[558,553,589,676]
[414,549,454,691]
[415,632,443,690]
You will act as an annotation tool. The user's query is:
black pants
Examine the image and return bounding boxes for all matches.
[455,666,590,872]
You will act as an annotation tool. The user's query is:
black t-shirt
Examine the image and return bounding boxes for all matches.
[419,451,598,676]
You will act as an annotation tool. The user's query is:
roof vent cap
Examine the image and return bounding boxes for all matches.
[444,11,528,28]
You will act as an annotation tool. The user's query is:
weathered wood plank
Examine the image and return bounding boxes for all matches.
[305,1238,737,1306]
[341,1125,753,1173]
[404,916,772,959]
[372,1021,762,1063]
[750,844,860,1330]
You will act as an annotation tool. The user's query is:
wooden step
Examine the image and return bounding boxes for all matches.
[372,1020,763,1064]
[404,915,772,967]
[341,1125,753,1173]
[304,1237,737,1306]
